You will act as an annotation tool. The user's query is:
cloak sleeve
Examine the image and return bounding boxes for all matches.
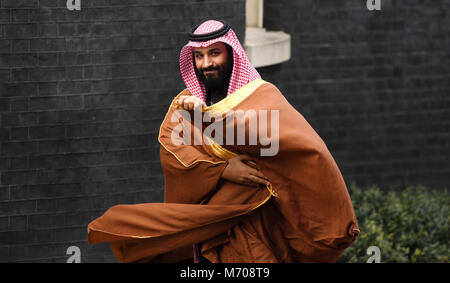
[87,81,359,263]
[160,145,227,204]
[201,80,360,262]
[87,89,273,263]
[158,89,229,204]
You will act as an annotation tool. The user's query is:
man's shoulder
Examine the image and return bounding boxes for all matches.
[167,88,193,106]
[256,80,282,95]
[162,88,195,111]
[176,88,193,98]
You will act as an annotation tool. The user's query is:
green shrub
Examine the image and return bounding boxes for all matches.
[337,184,449,263]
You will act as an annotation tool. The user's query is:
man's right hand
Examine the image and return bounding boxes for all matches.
[221,154,269,187]
[177,95,206,111]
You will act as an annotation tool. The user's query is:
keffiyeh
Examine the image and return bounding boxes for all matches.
[180,20,261,103]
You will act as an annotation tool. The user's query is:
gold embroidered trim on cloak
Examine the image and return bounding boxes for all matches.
[206,136,278,198]
[203,78,266,116]
[159,79,267,168]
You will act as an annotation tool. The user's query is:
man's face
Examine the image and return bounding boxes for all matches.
[193,42,233,90]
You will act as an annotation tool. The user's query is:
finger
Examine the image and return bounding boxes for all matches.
[238,154,251,160]
[251,169,268,180]
[188,97,200,105]
[249,168,269,183]
[193,102,203,110]
[238,155,257,167]
[181,97,191,109]
[180,99,191,109]
[178,96,188,105]
[248,175,269,186]
[199,102,206,109]
[242,157,259,168]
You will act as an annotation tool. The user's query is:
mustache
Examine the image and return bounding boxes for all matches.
[201,66,220,72]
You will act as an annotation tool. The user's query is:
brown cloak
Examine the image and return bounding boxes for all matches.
[87,79,360,263]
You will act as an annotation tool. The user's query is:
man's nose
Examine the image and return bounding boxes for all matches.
[202,55,213,69]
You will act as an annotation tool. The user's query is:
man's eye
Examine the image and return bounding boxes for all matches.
[211,52,220,56]
[195,54,203,59]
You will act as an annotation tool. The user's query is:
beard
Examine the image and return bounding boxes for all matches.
[195,58,233,92]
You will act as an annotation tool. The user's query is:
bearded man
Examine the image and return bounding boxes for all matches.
[88,20,360,263]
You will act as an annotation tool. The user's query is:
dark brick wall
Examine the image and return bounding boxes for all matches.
[259,0,449,192]
[1,0,448,263]
[0,0,245,262]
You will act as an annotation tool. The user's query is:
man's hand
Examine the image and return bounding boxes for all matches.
[177,95,206,111]
[221,154,269,187]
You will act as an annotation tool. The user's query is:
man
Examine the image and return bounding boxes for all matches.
[88,20,359,263]
[179,36,269,190]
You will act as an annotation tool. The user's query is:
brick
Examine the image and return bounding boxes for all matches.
[53,8,84,22]
[59,52,91,66]
[8,157,28,170]
[76,23,91,36]
[0,158,9,170]
[10,184,64,200]
[64,182,109,197]
[66,66,84,80]
[38,53,58,66]
[31,154,64,168]
[29,67,66,81]
[0,231,35,247]
[110,51,135,64]
[105,162,156,179]
[56,195,105,212]
[83,65,112,80]
[1,112,37,127]
[0,9,11,23]
[0,53,38,67]
[0,199,36,215]
[11,39,29,53]
[52,227,87,243]
[11,9,28,23]
[10,127,28,140]
[86,38,113,51]
[65,38,88,52]
[58,23,77,36]
[39,0,59,7]
[29,125,65,139]
[28,7,53,22]
[0,217,8,232]
[38,24,57,37]
[0,187,9,201]
[64,212,100,227]
[11,68,29,82]
[8,215,28,231]
[37,82,58,95]
[30,38,65,52]
[0,98,10,111]
[2,0,38,8]
[29,95,82,111]
[4,24,37,38]
[58,81,91,95]
[1,141,37,156]
[0,39,11,53]
[35,198,58,213]
[35,134,150,155]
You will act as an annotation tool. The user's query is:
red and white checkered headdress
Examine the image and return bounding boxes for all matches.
[180,20,261,103]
